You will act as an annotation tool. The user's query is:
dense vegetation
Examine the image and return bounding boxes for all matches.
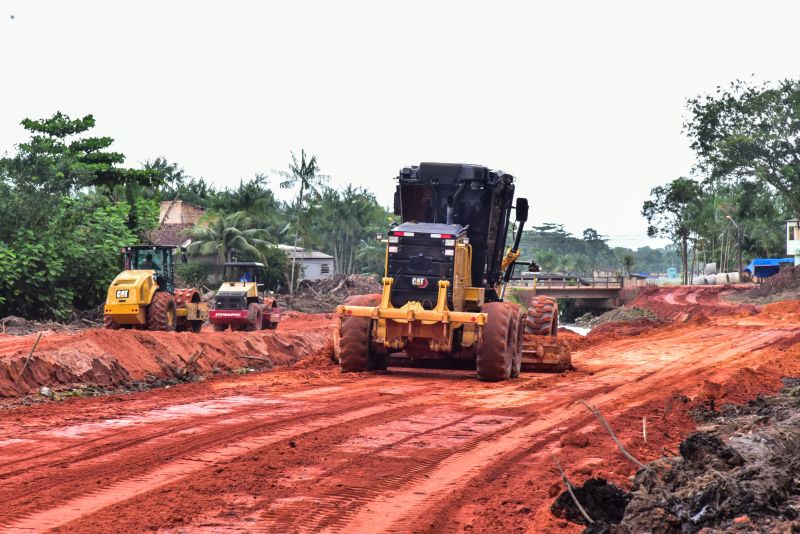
[0,113,390,320]
[644,79,798,282]
[514,223,679,276]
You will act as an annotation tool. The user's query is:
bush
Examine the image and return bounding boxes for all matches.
[176,262,213,289]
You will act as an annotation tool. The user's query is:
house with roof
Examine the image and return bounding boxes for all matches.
[152,200,206,247]
[277,245,335,281]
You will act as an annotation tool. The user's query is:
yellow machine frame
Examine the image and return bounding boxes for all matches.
[104,270,207,325]
[337,237,497,354]
[104,270,159,325]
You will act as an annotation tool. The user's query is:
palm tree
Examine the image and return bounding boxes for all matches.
[185,212,268,264]
[622,254,635,276]
[275,150,328,293]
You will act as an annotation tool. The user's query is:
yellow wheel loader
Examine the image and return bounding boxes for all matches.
[103,245,209,332]
[335,162,571,381]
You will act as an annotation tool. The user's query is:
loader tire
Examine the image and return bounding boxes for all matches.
[526,296,558,337]
[476,301,516,382]
[146,291,177,332]
[509,305,525,378]
[103,315,121,330]
[174,289,202,333]
[338,293,382,373]
[243,304,263,332]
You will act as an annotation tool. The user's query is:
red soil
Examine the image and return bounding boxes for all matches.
[0,313,335,397]
[629,284,758,321]
[0,286,798,533]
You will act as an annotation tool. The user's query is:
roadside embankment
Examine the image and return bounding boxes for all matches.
[0,313,335,397]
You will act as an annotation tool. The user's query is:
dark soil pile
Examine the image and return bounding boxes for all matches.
[282,274,381,313]
[559,380,800,533]
[747,265,800,299]
[552,478,630,532]
[587,307,660,328]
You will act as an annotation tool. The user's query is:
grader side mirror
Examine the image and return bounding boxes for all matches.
[515,198,529,223]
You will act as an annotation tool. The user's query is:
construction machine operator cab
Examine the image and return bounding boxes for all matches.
[393,162,525,303]
[123,246,177,293]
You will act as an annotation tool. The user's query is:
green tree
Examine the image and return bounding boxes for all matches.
[185,213,269,263]
[0,112,158,235]
[622,254,635,276]
[686,79,800,216]
[642,177,703,284]
[275,150,329,291]
[310,185,390,274]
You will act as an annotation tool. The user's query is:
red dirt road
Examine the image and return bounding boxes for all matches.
[1,291,800,533]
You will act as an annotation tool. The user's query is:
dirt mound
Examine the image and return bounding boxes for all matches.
[580,383,800,533]
[282,274,381,313]
[0,315,98,336]
[747,265,800,299]
[587,307,659,328]
[0,314,334,397]
[551,478,630,530]
[628,286,758,322]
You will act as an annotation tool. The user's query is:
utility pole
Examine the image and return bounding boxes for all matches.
[726,216,742,278]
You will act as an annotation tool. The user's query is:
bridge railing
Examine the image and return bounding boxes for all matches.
[510,274,624,289]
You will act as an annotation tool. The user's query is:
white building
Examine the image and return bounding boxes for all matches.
[788,219,800,266]
[277,245,335,281]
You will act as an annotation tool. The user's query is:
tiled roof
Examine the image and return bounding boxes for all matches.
[152,223,194,247]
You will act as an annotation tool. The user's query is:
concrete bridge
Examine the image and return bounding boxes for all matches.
[509,275,636,310]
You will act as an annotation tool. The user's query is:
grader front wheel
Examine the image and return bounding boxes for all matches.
[337,293,382,373]
[476,302,517,382]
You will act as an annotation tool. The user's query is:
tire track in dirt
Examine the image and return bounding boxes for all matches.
[0,377,478,532]
[4,294,799,533]
[318,323,800,533]
[55,319,785,533]
[0,382,401,480]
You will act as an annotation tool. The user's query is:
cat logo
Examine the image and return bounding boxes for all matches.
[411,277,429,288]
[115,289,129,299]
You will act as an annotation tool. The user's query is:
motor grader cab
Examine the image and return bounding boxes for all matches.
[209,262,282,331]
[335,162,570,382]
[103,245,209,333]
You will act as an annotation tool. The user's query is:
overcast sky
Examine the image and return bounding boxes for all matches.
[1,1,798,248]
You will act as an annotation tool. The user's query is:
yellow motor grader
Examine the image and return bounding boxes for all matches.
[103,245,208,332]
[335,162,571,381]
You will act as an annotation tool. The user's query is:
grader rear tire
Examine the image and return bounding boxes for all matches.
[526,296,558,337]
[338,293,382,373]
[146,292,177,332]
[476,302,516,382]
[509,305,525,378]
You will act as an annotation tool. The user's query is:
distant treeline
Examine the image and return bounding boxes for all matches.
[644,79,799,283]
